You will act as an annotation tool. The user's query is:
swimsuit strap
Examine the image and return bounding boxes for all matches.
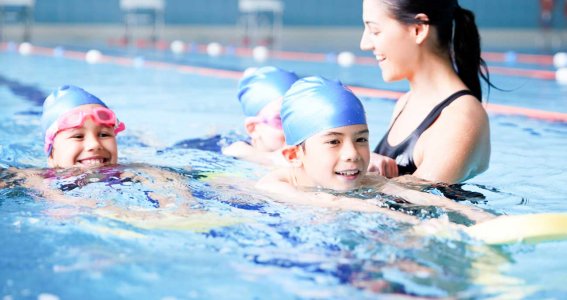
[373,89,474,175]
[414,90,474,134]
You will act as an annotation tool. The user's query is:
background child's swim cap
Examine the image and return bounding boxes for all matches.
[41,85,108,134]
[281,76,367,145]
[237,66,299,116]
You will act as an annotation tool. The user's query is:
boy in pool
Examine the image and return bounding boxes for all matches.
[222,66,299,165]
[256,76,492,223]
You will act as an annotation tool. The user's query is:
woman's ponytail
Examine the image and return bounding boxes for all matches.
[383,0,496,101]
[452,6,491,101]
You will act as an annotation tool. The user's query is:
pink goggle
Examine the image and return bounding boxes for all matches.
[44,107,126,154]
[254,113,282,129]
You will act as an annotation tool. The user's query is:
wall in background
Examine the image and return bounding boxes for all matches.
[18,0,567,29]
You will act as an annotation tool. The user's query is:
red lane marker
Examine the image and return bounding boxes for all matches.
[488,66,556,80]
[482,51,554,65]
[272,50,327,62]
[485,103,567,122]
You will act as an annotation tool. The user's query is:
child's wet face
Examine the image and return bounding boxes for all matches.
[254,123,286,152]
[300,124,370,191]
[251,99,286,152]
[48,115,118,169]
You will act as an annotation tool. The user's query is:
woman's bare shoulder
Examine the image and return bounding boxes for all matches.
[432,94,489,136]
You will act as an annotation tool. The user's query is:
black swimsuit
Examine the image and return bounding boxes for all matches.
[374,90,473,175]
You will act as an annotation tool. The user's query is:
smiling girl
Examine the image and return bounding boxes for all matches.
[41,85,125,168]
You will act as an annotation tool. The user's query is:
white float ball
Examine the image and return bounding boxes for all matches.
[207,42,222,57]
[252,46,269,63]
[38,293,60,300]
[337,51,356,67]
[504,51,517,64]
[133,56,145,68]
[242,67,258,78]
[170,40,185,54]
[18,42,32,55]
[556,68,567,85]
[52,46,64,57]
[85,49,102,64]
[553,52,567,69]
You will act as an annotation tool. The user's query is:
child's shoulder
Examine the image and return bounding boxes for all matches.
[256,167,294,191]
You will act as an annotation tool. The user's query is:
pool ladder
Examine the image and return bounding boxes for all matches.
[0,0,34,43]
[120,0,164,45]
[238,0,283,49]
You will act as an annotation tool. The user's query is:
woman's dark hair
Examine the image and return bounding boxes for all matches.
[381,0,492,101]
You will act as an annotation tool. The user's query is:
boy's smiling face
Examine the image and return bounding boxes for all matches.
[48,105,118,169]
[292,124,370,191]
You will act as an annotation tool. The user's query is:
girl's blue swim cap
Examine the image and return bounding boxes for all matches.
[237,66,299,116]
[281,76,367,146]
[41,85,107,134]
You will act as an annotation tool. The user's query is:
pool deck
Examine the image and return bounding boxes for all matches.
[2,24,567,53]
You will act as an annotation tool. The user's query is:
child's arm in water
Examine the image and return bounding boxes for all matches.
[256,168,419,224]
[360,173,494,224]
[7,167,100,209]
[257,168,493,225]
[7,165,195,216]
[123,163,195,213]
[222,142,286,166]
[381,174,494,223]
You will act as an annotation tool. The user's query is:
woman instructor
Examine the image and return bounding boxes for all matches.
[360,0,493,184]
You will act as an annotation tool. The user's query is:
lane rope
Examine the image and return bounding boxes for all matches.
[3,43,567,123]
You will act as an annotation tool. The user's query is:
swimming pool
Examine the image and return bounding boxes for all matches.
[1,41,567,299]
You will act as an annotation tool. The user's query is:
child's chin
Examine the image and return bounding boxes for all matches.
[332,182,361,192]
[74,160,111,169]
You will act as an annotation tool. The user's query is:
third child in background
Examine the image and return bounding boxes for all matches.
[222,66,299,165]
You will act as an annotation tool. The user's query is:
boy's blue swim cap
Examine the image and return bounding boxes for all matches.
[237,66,299,116]
[281,76,367,146]
[41,85,107,134]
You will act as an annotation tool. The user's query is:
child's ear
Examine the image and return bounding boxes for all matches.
[244,117,259,136]
[281,145,303,167]
[47,152,56,168]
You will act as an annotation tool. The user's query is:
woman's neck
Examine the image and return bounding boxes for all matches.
[406,52,467,107]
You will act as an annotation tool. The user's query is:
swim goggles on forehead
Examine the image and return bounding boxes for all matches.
[249,113,282,129]
[44,107,126,154]
[260,114,282,129]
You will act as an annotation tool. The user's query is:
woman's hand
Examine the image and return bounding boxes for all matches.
[367,153,398,178]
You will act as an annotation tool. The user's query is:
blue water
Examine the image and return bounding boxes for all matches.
[1,44,567,299]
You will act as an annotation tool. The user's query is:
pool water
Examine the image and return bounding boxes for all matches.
[1,44,567,299]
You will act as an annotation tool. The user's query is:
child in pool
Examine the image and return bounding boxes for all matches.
[42,85,125,169]
[222,66,299,165]
[8,85,201,223]
[256,76,492,224]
